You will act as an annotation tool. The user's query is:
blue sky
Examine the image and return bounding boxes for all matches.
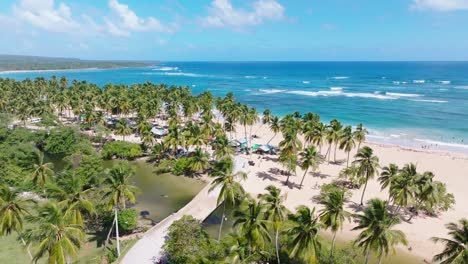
[1,0,468,61]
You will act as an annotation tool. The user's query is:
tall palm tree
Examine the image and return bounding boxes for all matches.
[319,188,351,262]
[353,123,368,159]
[209,164,247,240]
[233,199,271,253]
[389,163,417,214]
[115,118,132,141]
[329,119,343,163]
[46,172,95,226]
[431,218,468,264]
[24,203,84,264]
[298,146,320,189]
[258,185,287,264]
[286,206,322,263]
[102,162,140,209]
[213,136,235,160]
[378,163,399,193]
[267,116,280,144]
[311,122,326,153]
[164,125,185,156]
[262,109,272,126]
[30,150,55,189]
[189,148,210,173]
[339,126,356,167]
[352,198,408,264]
[353,146,380,205]
[0,185,34,236]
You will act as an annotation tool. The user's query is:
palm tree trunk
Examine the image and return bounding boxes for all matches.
[299,168,309,189]
[346,151,350,167]
[334,143,338,162]
[360,175,369,205]
[218,201,226,241]
[244,125,248,151]
[267,133,276,144]
[364,249,371,264]
[378,253,383,264]
[355,142,361,162]
[21,238,33,260]
[275,227,281,264]
[326,145,331,163]
[285,170,291,185]
[330,232,337,263]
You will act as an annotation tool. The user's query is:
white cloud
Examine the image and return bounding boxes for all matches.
[200,0,284,29]
[411,0,468,11]
[12,0,79,32]
[108,0,176,35]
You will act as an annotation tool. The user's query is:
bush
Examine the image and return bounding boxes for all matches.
[101,141,143,160]
[172,157,192,175]
[44,127,80,155]
[103,208,138,234]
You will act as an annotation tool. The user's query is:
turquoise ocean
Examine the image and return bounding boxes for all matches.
[2,62,468,153]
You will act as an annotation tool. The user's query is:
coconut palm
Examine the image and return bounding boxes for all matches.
[353,198,408,264]
[0,185,34,236]
[319,188,351,262]
[46,171,95,226]
[353,146,380,205]
[286,206,322,263]
[233,199,271,253]
[378,163,399,192]
[267,116,281,144]
[30,150,55,189]
[115,118,132,141]
[164,125,185,156]
[189,148,210,173]
[311,122,326,153]
[339,126,356,167]
[185,122,206,148]
[431,218,468,264]
[102,162,140,209]
[298,146,320,189]
[262,109,272,125]
[329,119,343,163]
[258,185,287,264]
[213,136,235,160]
[353,123,368,158]
[209,164,247,240]
[140,130,156,148]
[24,202,84,264]
[389,163,417,214]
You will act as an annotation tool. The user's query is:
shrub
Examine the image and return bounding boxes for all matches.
[117,209,138,233]
[44,127,80,155]
[172,157,192,175]
[101,141,143,160]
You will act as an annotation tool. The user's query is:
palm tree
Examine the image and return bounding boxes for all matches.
[0,185,34,236]
[267,116,280,144]
[164,125,185,156]
[262,109,272,125]
[311,122,326,153]
[213,136,235,160]
[115,118,132,141]
[102,162,140,209]
[209,164,247,240]
[189,148,210,173]
[24,203,84,264]
[431,218,468,264]
[46,172,95,226]
[286,206,322,263]
[339,126,355,167]
[30,150,55,189]
[328,119,343,163]
[353,146,380,205]
[258,185,287,264]
[389,163,417,214]
[298,146,320,189]
[233,199,271,253]
[353,123,368,159]
[319,188,351,262]
[352,198,408,264]
[378,163,399,193]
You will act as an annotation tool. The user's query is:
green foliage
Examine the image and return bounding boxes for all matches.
[172,157,193,175]
[44,127,81,155]
[101,141,143,160]
[163,215,215,264]
[117,209,138,233]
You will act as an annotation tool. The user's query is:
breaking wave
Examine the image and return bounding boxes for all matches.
[259,89,286,94]
[152,66,179,71]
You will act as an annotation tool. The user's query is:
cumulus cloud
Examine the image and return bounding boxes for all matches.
[200,0,285,29]
[411,0,468,11]
[13,0,79,32]
[108,0,176,34]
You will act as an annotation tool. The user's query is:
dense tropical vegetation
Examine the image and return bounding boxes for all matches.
[0,76,458,263]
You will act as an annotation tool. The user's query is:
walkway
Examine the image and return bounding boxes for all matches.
[121,157,244,264]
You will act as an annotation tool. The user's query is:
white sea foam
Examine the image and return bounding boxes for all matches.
[439,80,451,84]
[409,99,448,103]
[386,92,421,98]
[302,81,310,84]
[244,76,256,79]
[259,89,286,94]
[152,66,179,71]
[393,81,401,85]
[191,84,196,87]
[414,139,468,149]
[330,87,343,91]
[455,85,468,90]
[413,80,425,84]
[287,90,396,100]
[263,76,268,79]
[332,76,349,80]
[439,88,448,91]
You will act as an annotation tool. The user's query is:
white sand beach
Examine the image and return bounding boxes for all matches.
[233,122,468,260]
